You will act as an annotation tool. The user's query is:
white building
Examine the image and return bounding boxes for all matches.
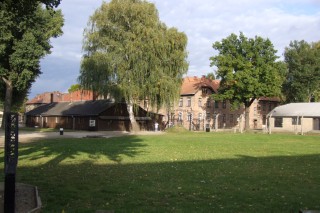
[267,103,320,134]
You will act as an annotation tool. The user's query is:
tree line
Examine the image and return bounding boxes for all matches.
[1,0,319,130]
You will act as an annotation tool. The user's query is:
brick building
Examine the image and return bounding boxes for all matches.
[161,76,279,131]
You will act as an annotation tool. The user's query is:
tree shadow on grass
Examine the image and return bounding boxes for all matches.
[12,135,147,166]
[7,151,320,212]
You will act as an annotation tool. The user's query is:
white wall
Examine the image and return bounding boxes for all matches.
[269,117,315,133]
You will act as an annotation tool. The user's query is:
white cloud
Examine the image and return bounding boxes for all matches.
[31,0,320,98]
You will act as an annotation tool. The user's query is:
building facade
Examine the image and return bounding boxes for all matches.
[161,76,279,131]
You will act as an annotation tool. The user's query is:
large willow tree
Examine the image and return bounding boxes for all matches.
[79,0,188,131]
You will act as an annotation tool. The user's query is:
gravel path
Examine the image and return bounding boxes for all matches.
[0,130,164,146]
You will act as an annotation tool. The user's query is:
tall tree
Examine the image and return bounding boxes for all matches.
[0,0,64,127]
[68,84,81,93]
[206,72,216,80]
[283,40,320,102]
[210,32,285,130]
[79,0,188,131]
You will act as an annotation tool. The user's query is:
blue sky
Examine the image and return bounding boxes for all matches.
[31,0,320,98]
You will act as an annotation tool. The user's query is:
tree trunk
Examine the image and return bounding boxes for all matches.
[244,98,256,131]
[1,78,13,129]
[244,106,250,131]
[126,100,140,132]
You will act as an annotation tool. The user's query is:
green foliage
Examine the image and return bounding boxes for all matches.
[0,0,64,113]
[283,40,320,102]
[210,32,285,108]
[206,72,215,80]
[68,84,81,93]
[2,133,320,212]
[79,0,188,110]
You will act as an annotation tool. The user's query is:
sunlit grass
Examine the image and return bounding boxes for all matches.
[0,132,319,212]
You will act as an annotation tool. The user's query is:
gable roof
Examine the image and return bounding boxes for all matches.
[26,100,114,116]
[268,103,320,117]
[181,76,220,95]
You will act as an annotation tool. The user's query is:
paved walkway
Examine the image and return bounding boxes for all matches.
[0,130,164,147]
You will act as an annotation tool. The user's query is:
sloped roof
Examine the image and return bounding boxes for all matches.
[26,100,114,116]
[267,103,320,117]
[181,76,220,95]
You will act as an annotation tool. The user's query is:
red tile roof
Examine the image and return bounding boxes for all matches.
[180,76,220,95]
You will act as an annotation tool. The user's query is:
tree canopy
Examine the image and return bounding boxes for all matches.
[0,0,63,126]
[68,84,81,93]
[210,32,285,130]
[206,72,215,80]
[79,0,188,130]
[283,40,320,103]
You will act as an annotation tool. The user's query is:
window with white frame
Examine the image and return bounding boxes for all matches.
[187,97,191,107]
[206,112,210,120]
[179,98,183,107]
[187,112,192,121]
[178,112,183,121]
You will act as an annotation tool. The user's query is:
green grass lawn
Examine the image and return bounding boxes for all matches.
[0,132,320,212]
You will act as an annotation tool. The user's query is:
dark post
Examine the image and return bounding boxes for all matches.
[4,113,19,213]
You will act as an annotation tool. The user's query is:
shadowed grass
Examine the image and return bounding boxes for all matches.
[0,132,319,212]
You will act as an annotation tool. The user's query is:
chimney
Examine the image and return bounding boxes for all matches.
[50,93,54,103]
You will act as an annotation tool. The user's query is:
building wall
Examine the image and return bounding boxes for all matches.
[161,89,278,131]
[26,103,163,131]
[268,117,315,133]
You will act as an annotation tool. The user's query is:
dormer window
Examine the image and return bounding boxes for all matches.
[202,88,208,95]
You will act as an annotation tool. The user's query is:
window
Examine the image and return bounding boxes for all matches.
[207,99,211,107]
[262,115,266,125]
[222,100,226,109]
[187,97,191,107]
[262,103,266,111]
[187,112,193,121]
[230,114,234,124]
[178,112,183,121]
[274,117,283,127]
[222,114,226,122]
[202,88,208,95]
[179,98,183,107]
[215,101,219,108]
[198,98,202,107]
[292,117,301,125]
[206,112,210,120]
